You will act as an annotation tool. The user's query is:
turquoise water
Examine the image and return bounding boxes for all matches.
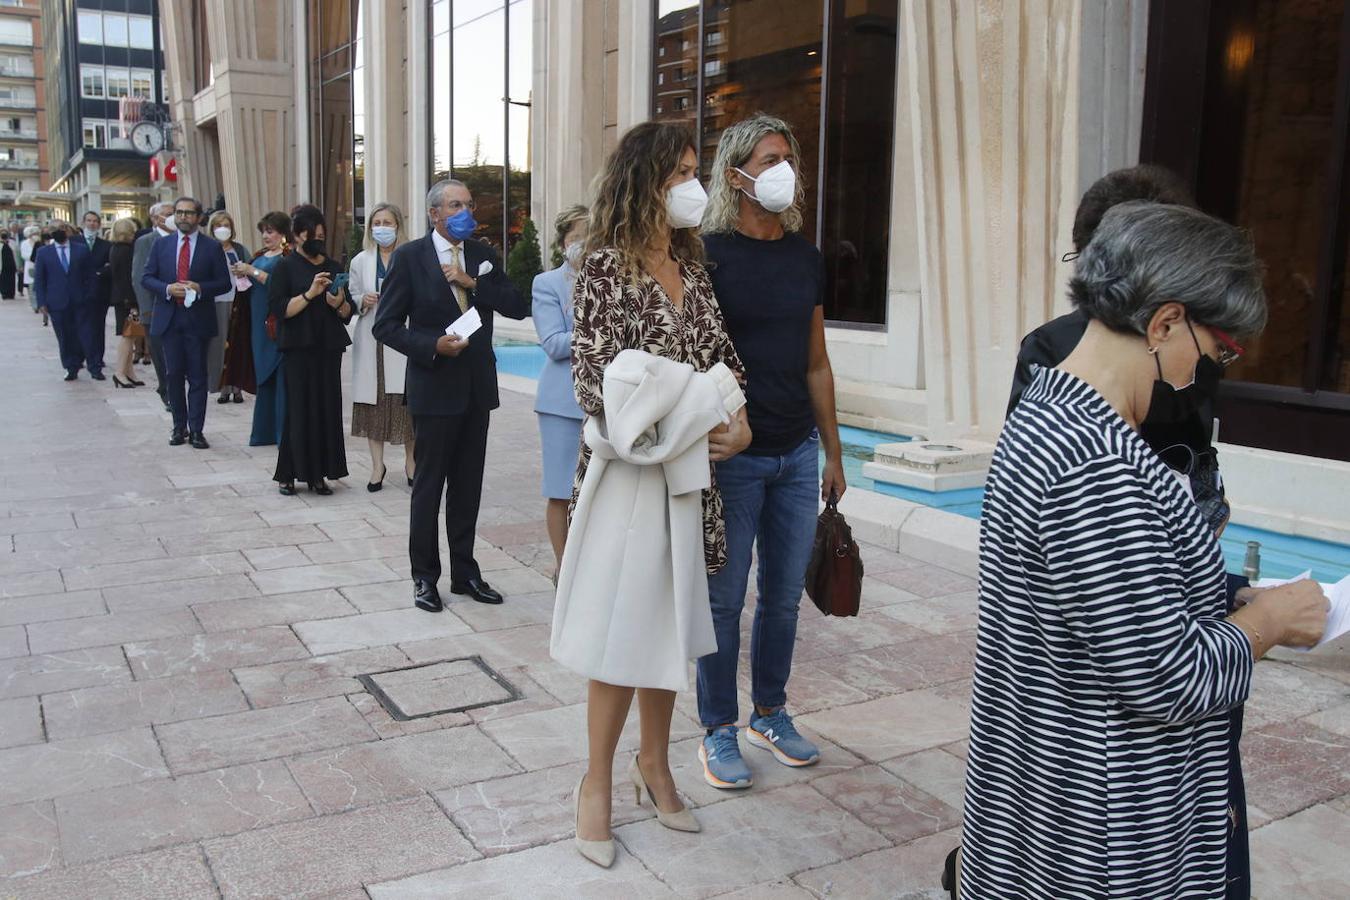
[495,339,1349,580]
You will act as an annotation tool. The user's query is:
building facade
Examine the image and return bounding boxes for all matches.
[0,0,50,223]
[157,0,1350,541]
[41,0,168,220]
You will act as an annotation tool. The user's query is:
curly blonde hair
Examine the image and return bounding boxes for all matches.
[585,121,703,278]
[703,113,806,235]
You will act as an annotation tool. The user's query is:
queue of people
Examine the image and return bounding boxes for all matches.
[9,107,1332,898]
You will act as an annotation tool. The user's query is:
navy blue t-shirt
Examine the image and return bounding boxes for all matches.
[704,230,822,456]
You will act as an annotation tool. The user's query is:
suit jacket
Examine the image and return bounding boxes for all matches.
[530,264,583,420]
[372,231,529,416]
[141,230,231,339]
[131,230,160,315]
[31,241,91,313]
[83,236,112,306]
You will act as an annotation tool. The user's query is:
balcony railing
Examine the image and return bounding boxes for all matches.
[0,96,36,109]
[0,128,37,140]
[0,158,38,170]
[0,65,35,78]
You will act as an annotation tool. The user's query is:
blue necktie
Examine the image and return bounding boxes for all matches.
[59,246,68,272]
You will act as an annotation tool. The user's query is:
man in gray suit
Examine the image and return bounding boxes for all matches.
[134,202,173,410]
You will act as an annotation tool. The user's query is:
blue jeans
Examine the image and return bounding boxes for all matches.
[696,433,819,728]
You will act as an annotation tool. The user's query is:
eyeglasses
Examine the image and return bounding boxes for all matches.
[445,200,476,213]
[174,210,200,217]
[1207,326,1244,368]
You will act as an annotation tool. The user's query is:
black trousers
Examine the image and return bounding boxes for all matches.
[410,407,489,587]
[79,300,108,374]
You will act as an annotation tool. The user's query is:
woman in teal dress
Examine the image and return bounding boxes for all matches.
[240,211,291,446]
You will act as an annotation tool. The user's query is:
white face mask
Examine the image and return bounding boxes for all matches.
[212,226,232,242]
[371,225,397,247]
[564,241,584,269]
[734,160,796,213]
[666,178,709,229]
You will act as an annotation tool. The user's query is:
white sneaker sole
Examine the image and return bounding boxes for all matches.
[745,727,820,767]
[698,743,753,790]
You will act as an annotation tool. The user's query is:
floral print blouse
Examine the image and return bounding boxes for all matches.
[570,248,746,573]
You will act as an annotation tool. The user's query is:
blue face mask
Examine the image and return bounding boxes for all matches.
[445,208,477,240]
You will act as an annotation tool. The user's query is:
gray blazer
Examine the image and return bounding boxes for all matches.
[530,264,583,420]
[131,230,158,316]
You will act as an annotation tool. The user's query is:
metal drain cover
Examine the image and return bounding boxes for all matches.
[357,657,520,721]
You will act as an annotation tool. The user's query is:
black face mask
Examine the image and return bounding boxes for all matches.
[1139,320,1223,454]
[51,228,67,244]
[301,238,325,258]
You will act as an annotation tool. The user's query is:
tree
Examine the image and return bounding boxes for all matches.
[506,217,542,312]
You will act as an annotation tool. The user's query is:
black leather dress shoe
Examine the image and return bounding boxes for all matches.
[189,432,210,450]
[414,579,443,613]
[451,578,504,605]
[64,370,78,381]
[89,371,106,381]
[169,429,187,446]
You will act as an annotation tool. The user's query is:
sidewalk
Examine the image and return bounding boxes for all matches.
[0,298,1347,899]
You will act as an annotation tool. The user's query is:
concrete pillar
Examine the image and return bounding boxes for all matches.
[362,0,408,220]
[405,0,429,229]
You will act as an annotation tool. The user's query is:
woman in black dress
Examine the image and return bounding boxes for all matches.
[0,233,16,299]
[268,204,353,496]
[107,218,143,388]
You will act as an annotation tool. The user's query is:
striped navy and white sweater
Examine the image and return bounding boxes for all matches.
[960,366,1253,899]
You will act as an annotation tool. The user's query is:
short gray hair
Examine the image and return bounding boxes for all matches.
[1068,201,1267,339]
[426,179,469,227]
[149,201,173,218]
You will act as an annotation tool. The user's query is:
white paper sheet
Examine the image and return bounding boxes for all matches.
[1252,571,1350,650]
[445,306,482,340]
[184,287,198,308]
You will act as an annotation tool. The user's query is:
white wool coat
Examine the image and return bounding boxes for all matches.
[348,248,406,404]
[550,349,746,691]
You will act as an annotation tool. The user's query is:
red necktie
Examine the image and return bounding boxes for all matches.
[177,235,190,281]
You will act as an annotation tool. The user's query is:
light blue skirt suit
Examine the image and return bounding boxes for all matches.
[531,263,584,499]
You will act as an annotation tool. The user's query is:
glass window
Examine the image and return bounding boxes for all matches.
[77,12,101,44]
[128,15,154,50]
[353,10,365,224]
[308,0,358,259]
[103,14,128,47]
[106,69,130,99]
[131,69,153,99]
[506,0,532,257]
[82,120,106,149]
[451,3,505,249]
[430,1,451,179]
[651,0,896,326]
[0,18,30,45]
[81,65,105,98]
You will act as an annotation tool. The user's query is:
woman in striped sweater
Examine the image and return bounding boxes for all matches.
[959,202,1327,899]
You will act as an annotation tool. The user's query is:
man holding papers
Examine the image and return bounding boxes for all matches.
[373,178,529,612]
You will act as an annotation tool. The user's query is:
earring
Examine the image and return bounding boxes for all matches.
[1147,345,1159,355]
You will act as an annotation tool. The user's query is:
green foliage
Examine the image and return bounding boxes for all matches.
[506,217,543,311]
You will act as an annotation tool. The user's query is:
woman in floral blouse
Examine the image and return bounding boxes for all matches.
[567,121,751,868]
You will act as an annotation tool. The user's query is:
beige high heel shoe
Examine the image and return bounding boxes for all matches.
[573,774,616,868]
[629,755,701,833]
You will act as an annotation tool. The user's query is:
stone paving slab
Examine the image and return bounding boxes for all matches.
[53,760,312,864]
[124,624,311,680]
[202,795,478,899]
[1,302,1347,897]
[155,696,377,775]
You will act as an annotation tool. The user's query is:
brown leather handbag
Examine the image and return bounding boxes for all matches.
[804,494,864,616]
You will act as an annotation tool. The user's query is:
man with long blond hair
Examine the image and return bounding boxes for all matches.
[695,112,846,789]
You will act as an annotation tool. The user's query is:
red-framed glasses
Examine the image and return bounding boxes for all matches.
[1208,326,1244,368]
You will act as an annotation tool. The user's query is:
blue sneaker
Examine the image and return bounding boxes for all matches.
[698,726,753,790]
[746,708,819,767]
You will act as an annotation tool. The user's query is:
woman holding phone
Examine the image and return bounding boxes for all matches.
[268,204,353,496]
[211,210,256,404]
[348,202,415,491]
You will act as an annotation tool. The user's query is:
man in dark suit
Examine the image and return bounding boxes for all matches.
[133,202,174,410]
[374,178,530,611]
[141,196,231,449]
[32,221,95,381]
[78,211,112,380]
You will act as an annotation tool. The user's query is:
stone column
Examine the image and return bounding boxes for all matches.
[902,0,1084,441]
[405,0,429,228]
[362,0,408,219]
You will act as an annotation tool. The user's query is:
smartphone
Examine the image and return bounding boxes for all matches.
[224,250,239,266]
[329,272,350,294]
